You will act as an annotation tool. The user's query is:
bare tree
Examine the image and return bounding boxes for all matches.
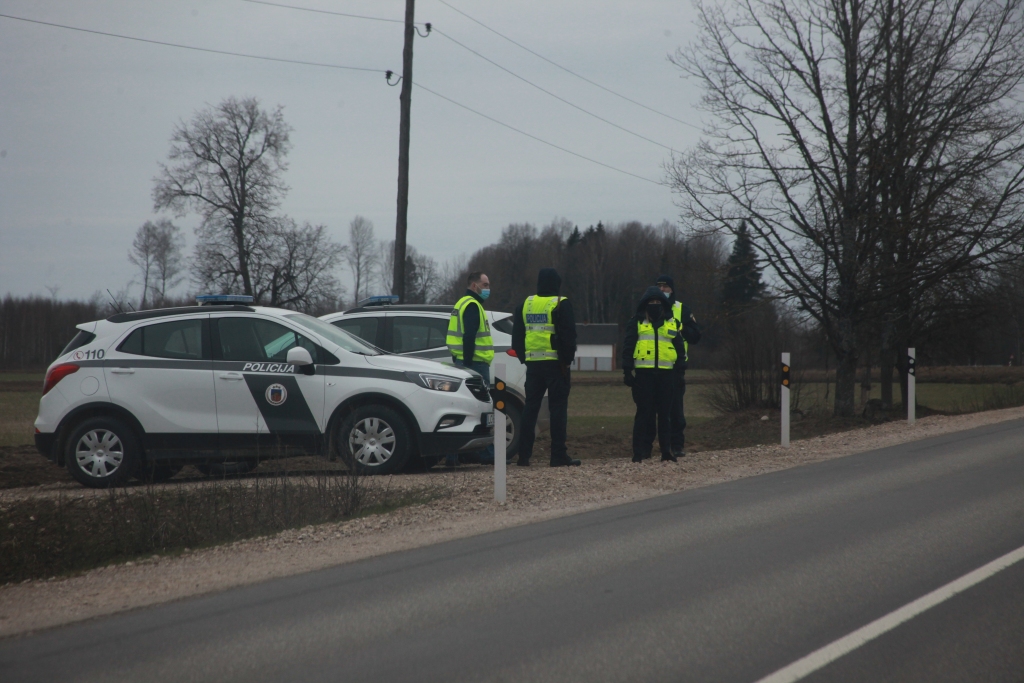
[130,219,185,306]
[128,221,159,308]
[669,0,1024,415]
[670,0,884,416]
[153,96,291,298]
[864,0,1024,408]
[378,239,395,296]
[346,216,378,305]
[266,220,346,311]
[194,217,345,311]
[376,239,442,304]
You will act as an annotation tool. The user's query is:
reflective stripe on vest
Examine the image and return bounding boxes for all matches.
[670,300,688,362]
[523,295,564,362]
[633,318,679,370]
[446,295,494,363]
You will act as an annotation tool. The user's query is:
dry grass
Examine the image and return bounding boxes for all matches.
[0,391,38,448]
[0,470,445,583]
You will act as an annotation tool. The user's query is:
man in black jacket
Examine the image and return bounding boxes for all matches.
[511,268,580,467]
[621,287,687,461]
[655,275,701,457]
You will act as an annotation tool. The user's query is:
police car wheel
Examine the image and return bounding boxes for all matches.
[65,417,139,488]
[504,401,522,458]
[339,406,411,475]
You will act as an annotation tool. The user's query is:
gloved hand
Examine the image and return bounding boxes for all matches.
[623,369,635,387]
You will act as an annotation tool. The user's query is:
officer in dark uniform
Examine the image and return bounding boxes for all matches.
[622,287,687,461]
[655,274,701,458]
[511,268,581,467]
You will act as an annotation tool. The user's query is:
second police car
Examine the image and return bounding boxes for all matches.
[34,295,494,488]
[320,295,551,460]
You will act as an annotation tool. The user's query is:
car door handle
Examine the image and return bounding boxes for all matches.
[110,368,135,374]
[219,372,244,381]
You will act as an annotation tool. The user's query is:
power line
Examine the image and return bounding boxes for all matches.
[434,0,700,131]
[239,0,417,25]
[0,12,388,73]
[433,27,678,153]
[0,10,663,186]
[233,0,680,152]
[414,82,665,187]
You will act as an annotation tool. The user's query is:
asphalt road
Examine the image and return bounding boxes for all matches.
[4,419,1024,683]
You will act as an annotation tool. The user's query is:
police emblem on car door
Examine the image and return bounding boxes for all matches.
[212,316,325,448]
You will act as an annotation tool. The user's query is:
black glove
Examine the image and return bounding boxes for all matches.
[623,369,635,387]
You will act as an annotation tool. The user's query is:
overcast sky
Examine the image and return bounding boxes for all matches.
[0,0,704,301]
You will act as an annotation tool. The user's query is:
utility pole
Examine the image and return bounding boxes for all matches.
[392,0,415,302]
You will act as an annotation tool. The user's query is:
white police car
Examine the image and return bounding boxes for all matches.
[34,295,494,488]
[320,296,549,459]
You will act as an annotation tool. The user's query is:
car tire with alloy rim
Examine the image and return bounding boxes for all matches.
[337,405,411,475]
[65,416,139,488]
[503,401,522,458]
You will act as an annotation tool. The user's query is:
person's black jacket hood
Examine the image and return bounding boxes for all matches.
[621,286,686,371]
[636,286,671,318]
[537,268,562,296]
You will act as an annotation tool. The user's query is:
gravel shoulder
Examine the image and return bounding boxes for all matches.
[3,406,1023,639]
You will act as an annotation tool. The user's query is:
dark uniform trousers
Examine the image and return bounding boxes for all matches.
[519,362,570,462]
[670,373,687,451]
[632,369,674,457]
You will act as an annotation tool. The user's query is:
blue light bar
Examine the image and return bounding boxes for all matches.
[358,295,400,307]
[196,294,255,306]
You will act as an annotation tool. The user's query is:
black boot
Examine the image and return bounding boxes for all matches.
[550,457,581,467]
[661,453,677,462]
[632,452,647,463]
[516,458,531,467]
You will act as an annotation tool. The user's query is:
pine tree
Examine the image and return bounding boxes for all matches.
[721,221,764,309]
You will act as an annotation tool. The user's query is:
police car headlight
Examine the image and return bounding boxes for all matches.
[408,372,462,392]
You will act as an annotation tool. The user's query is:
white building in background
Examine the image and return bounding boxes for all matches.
[573,324,619,371]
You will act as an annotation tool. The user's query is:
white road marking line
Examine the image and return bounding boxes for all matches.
[754,543,1024,683]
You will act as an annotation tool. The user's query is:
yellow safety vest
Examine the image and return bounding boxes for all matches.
[670,300,689,362]
[523,295,565,362]
[446,295,494,363]
[634,317,679,370]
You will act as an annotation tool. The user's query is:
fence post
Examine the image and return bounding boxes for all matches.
[907,348,916,424]
[781,352,791,447]
[493,363,507,503]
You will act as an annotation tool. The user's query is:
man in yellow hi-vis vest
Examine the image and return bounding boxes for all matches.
[444,271,497,465]
[622,287,688,462]
[511,268,580,467]
[656,274,701,458]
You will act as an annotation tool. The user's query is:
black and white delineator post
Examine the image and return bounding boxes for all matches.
[781,352,791,447]
[493,363,507,503]
[907,348,916,424]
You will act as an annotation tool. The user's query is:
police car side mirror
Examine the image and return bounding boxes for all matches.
[287,347,314,367]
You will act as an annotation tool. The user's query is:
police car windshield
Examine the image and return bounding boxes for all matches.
[284,314,382,356]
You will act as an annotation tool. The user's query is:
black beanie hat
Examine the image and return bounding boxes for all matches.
[656,274,675,291]
[537,268,562,296]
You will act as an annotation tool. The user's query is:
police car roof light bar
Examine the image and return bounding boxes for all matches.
[196,294,255,306]
[358,295,400,307]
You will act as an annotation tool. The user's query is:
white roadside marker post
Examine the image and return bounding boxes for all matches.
[781,352,791,448]
[493,363,507,503]
[907,348,916,424]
